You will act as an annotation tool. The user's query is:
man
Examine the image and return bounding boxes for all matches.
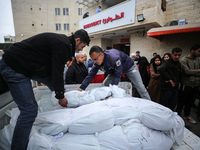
[65,53,88,84]
[134,51,141,62]
[130,53,136,61]
[0,29,90,150]
[176,45,200,123]
[83,53,88,69]
[150,52,157,65]
[96,6,101,13]
[83,12,89,19]
[77,45,151,100]
[158,48,182,111]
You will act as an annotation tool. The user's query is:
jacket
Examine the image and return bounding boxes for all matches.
[180,56,200,87]
[158,58,181,91]
[65,59,88,84]
[80,49,134,90]
[3,33,76,99]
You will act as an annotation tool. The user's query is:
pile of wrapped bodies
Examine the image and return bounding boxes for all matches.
[0,86,184,150]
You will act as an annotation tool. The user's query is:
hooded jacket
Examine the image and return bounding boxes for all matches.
[3,33,76,99]
[180,56,200,87]
[65,58,88,84]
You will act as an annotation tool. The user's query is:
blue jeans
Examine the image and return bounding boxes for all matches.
[160,90,178,111]
[0,58,54,150]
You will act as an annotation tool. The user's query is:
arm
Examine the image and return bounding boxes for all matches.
[181,59,200,76]
[79,64,99,90]
[150,64,160,79]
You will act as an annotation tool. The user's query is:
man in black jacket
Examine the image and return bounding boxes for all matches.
[0,29,90,150]
[65,53,88,84]
[158,48,182,111]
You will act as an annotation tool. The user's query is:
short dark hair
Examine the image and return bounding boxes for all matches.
[89,45,103,55]
[73,29,90,46]
[99,6,101,8]
[153,52,157,55]
[172,47,182,54]
[190,45,200,51]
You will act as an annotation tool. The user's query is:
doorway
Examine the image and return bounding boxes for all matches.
[113,43,130,56]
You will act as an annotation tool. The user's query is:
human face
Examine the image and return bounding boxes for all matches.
[171,52,182,62]
[131,55,135,61]
[84,54,87,61]
[192,48,200,57]
[76,54,85,64]
[164,55,170,60]
[75,38,87,52]
[90,52,104,65]
[154,58,161,65]
[136,52,140,56]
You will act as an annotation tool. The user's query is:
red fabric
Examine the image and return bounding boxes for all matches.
[90,74,105,83]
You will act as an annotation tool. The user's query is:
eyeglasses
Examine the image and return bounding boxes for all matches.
[92,53,102,61]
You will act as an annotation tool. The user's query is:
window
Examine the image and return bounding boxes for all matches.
[56,24,61,31]
[63,8,69,15]
[64,23,69,31]
[78,8,82,15]
[30,6,32,10]
[55,8,60,15]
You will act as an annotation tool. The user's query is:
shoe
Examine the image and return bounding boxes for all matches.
[184,116,197,124]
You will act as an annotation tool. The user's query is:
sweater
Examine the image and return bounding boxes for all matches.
[3,33,76,99]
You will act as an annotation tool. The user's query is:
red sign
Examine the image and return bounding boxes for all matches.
[84,12,124,29]
[120,38,130,43]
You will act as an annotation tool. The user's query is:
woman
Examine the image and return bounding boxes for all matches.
[137,57,150,88]
[162,53,171,62]
[148,55,162,103]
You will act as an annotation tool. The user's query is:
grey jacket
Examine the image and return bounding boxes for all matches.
[180,56,200,87]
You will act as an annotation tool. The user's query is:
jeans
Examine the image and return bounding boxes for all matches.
[160,90,178,111]
[0,58,54,150]
[103,64,151,100]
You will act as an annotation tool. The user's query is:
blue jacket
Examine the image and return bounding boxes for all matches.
[80,49,134,90]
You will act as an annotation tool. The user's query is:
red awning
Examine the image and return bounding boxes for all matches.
[147,23,200,40]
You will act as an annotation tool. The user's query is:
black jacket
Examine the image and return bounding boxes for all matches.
[65,59,88,84]
[3,33,76,99]
[158,58,181,91]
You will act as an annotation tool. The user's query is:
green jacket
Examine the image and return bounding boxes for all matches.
[180,56,200,87]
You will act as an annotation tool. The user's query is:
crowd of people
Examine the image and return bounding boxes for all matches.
[0,27,199,150]
[130,45,200,124]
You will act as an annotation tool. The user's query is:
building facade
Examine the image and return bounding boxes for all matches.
[78,0,200,60]
[12,0,200,60]
[11,0,84,42]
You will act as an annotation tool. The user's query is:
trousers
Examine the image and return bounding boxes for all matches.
[103,64,151,100]
[0,58,54,150]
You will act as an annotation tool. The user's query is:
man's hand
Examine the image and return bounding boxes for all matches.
[165,80,175,87]
[59,98,68,108]
[77,88,83,91]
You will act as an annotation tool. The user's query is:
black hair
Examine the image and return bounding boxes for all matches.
[153,52,157,55]
[171,47,182,54]
[73,29,90,46]
[152,55,162,73]
[162,52,171,60]
[190,45,200,51]
[89,45,103,55]
[99,6,101,8]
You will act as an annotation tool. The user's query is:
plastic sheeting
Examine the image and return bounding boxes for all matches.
[0,86,184,150]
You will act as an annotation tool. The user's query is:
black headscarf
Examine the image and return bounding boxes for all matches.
[138,57,150,87]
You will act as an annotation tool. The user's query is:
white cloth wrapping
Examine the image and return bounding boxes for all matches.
[0,86,185,150]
